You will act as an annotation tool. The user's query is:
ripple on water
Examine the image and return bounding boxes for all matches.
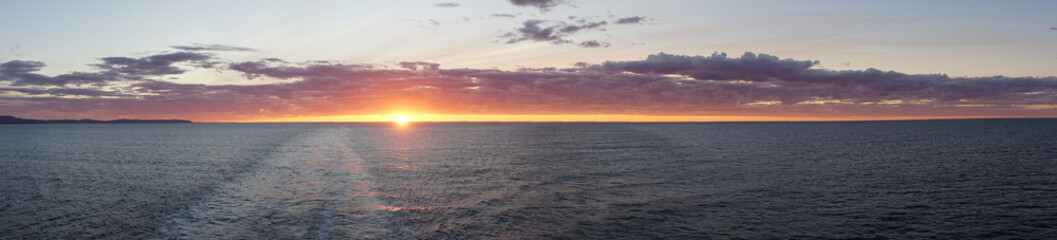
[152,128,397,239]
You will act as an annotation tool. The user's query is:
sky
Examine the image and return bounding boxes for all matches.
[1,0,1056,122]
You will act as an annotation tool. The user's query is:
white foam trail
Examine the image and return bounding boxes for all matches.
[152,127,393,239]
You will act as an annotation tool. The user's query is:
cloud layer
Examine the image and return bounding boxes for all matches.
[2,48,1056,121]
[171,44,256,52]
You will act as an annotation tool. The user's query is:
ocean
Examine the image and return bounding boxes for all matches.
[2,120,1056,239]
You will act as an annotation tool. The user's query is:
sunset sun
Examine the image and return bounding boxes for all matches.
[393,115,410,125]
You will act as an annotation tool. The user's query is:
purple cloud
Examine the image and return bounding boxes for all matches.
[579,40,610,48]
[171,44,255,52]
[508,0,565,11]
[0,60,115,86]
[615,16,646,24]
[2,51,219,86]
[559,20,606,34]
[228,60,372,80]
[0,87,119,97]
[94,52,215,76]
[600,52,818,81]
[0,60,44,78]
[503,19,607,47]
[504,20,565,44]
[399,61,440,71]
[4,50,1057,121]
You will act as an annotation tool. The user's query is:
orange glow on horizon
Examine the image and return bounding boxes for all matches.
[225,114,1042,123]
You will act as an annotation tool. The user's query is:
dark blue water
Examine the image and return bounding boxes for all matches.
[2,120,1057,239]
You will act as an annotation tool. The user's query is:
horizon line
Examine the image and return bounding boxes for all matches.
[209,116,1057,124]
[7,114,1057,124]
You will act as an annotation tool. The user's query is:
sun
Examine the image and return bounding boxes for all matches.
[393,115,410,125]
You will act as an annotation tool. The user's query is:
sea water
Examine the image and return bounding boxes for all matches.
[2,120,1056,239]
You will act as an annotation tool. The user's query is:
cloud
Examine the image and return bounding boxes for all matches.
[1051,27,1057,31]
[508,0,565,11]
[558,20,606,34]
[504,20,565,44]
[615,16,646,25]
[0,60,114,86]
[579,40,610,48]
[600,52,819,81]
[228,60,371,80]
[594,52,1057,106]
[398,61,440,71]
[491,13,517,18]
[171,44,255,52]
[433,2,458,7]
[1,52,217,86]
[498,15,652,48]
[4,50,1057,121]
[0,87,119,97]
[503,19,607,47]
[0,60,44,78]
[93,52,216,76]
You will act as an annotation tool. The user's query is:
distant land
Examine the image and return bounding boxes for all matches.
[0,115,192,124]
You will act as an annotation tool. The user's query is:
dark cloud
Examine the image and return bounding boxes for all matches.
[434,2,460,7]
[171,44,255,52]
[228,61,286,79]
[2,52,218,86]
[593,52,1057,106]
[508,0,565,11]
[0,87,118,97]
[228,60,372,80]
[498,14,652,48]
[0,60,115,86]
[94,52,216,76]
[559,20,606,34]
[491,13,517,18]
[1051,27,1057,31]
[504,20,565,44]
[600,52,819,81]
[0,60,44,78]
[262,58,286,62]
[5,51,1057,121]
[503,19,607,47]
[578,40,610,48]
[615,16,646,24]
[398,61,440,71]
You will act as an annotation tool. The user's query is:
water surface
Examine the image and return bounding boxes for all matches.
[2,120,1056,239]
